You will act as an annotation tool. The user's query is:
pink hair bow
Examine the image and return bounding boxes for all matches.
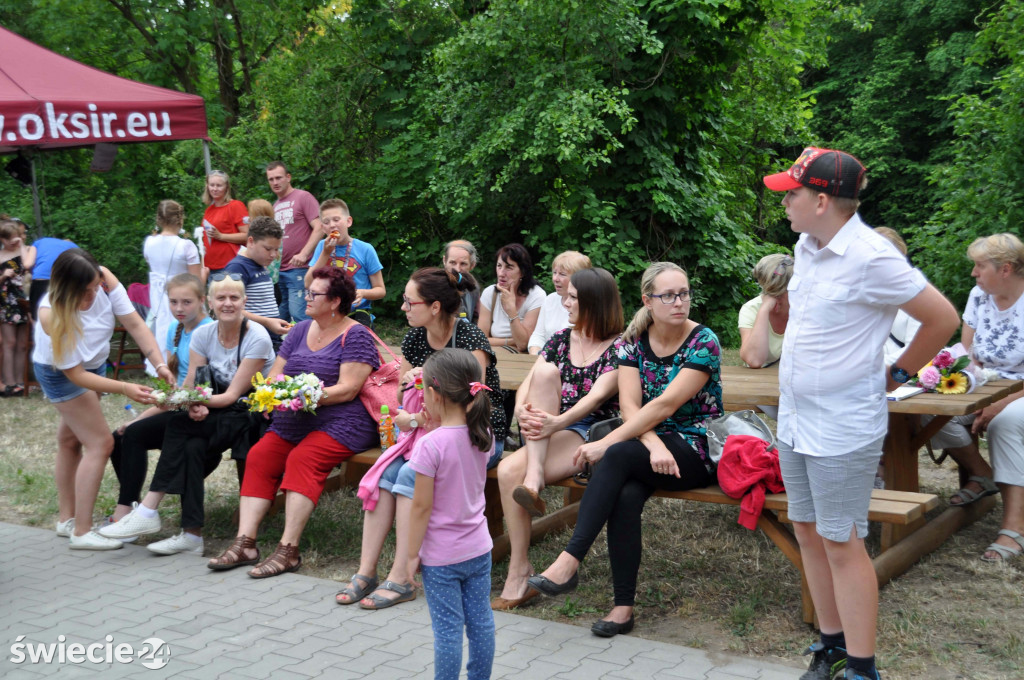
[469,381,492,396]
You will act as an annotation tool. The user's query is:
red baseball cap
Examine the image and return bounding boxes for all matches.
[763,147,866,199]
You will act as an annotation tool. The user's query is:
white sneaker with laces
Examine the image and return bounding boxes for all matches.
[69,530,123,551]
[97,504,161,539]
[95,514,138,544]
[55,517,75,537]
[147,531,204,556]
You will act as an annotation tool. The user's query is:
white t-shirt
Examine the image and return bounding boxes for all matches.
[480,284,546,338]
[188,321,276,388]
[143,234,201,369]
[963,285,1024,380]
[737,296,785,367]
[529,291,570,351]
[778,214,927,457]
[33,283,135,370]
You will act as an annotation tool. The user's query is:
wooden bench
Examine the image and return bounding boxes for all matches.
[297,447,938,624]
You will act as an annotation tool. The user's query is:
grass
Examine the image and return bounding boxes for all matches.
[3,344,1024,678]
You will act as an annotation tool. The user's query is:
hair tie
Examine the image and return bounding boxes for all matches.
[469,381,491,396]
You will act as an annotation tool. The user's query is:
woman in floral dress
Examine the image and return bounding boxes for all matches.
[528,262,723,638]
[0,219,32,396]
[493,267,624,609]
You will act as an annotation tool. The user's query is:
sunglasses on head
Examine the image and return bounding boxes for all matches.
[209,272,244,283]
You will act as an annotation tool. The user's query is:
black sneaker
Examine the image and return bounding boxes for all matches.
[800,642,848,680]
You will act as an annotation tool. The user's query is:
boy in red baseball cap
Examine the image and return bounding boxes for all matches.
[763,148,959,680]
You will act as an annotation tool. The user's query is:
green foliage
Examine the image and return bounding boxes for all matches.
[918,2,1024,309]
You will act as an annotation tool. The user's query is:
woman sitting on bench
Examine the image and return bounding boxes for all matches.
[493,267,623,610]
[528,262,723,637]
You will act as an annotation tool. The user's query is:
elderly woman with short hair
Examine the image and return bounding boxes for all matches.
[738,253,793,370]
[528,250,592,354]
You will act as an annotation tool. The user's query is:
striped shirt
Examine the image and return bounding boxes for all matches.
[223,254,279,320]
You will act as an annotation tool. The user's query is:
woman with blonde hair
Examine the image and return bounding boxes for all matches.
[528,250,592,354]
[738,252,793,370]
[529,262,722,636]
[32,248,173,550]
[144,200,202,375]
[201,170,249,276]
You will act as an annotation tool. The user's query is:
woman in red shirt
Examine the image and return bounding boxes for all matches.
[201,170,249,276]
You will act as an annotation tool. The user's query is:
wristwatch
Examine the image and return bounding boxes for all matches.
[408,414,420,429]
[890,365,911,384]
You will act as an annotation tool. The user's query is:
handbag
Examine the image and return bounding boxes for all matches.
[706,409,775,465]
[342,324,401,419]
[573,416,623,486]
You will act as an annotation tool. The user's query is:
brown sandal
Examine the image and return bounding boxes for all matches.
[207,535,260,571]
[248,542,302,579]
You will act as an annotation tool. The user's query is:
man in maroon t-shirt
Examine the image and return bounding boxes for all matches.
[267,161,322,322]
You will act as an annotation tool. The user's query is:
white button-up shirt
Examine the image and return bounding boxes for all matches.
[778,214,927,456]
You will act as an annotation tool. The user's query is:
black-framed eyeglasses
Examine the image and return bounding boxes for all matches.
[304,289,329,301]
[402,296,428,307]
[209,272,244,283]
[649,290,692,304]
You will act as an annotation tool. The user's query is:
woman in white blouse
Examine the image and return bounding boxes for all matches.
[528,251,592,354]
[32,249,173,550]
[477,243,545,353]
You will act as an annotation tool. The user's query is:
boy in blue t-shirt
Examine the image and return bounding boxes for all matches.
[304,198,385,326]
[224,216,289,349]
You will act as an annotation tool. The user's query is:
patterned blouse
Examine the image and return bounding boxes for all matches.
[963,285,1024,380]
[540,327,622,421]
[401,319,507,440]
[618,325,723,462]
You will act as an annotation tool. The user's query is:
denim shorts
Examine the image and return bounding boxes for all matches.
[778,436,884,542]
[378,456,417,499]
[34,363,105,403]
[563,414,599,441]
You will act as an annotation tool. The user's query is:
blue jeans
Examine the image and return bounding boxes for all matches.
[277,268,309,322]
[421,552,494,680]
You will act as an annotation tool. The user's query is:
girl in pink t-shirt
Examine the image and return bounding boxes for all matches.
[407,348,495,680]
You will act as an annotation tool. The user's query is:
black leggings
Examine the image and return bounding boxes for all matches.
[565,434,713,606]
[110,411,177,507]
[148,409,250,529]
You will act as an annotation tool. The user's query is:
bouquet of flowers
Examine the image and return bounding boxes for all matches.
[911,348,973,394]
[246,372,325,414]
[150,380,213,409]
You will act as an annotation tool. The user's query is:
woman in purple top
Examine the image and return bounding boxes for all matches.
[493,268,624,610]
[208,267,380,578]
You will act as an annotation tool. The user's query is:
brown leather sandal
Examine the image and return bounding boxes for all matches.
[248,542,302,579]
[207,535,260,571]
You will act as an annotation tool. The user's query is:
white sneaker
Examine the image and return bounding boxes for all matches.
[55,517,75,537]
[147,531,204,556]
[97,504,161,539]
[95,514,138,544]
[69,530,124,551]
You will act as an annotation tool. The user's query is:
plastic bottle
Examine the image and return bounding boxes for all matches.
[124,403,139,420]
[379,405,396,451]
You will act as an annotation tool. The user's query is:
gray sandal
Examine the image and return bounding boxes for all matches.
[950,475,999,507]
[981,529,1024,563]
[336,574,378,605]
[358,579,416,610]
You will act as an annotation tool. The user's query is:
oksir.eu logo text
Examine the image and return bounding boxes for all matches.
[9,635,170,669]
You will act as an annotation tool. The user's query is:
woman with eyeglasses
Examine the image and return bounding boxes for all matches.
[32,248,174,550]
[334,267,505,609]
[738,253,793,370]
[208,266,380,577]
[99,272,275,555]
[493,267,623,610]
[201,170,249,277]
[528,262,723,638]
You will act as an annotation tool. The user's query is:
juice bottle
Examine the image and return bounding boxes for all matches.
[379,405,396,451]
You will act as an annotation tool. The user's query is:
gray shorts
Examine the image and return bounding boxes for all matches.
[778,436,884,542]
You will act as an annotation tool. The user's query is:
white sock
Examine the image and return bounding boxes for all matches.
[136,504,158,519]
[183,532,202,544]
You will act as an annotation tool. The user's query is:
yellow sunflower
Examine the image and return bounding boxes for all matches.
[936,372,968,395]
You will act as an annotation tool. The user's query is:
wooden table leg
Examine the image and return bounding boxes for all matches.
[882,413,924,549]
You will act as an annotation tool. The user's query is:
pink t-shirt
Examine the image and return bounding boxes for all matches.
[409,425,493,567]
[273,188,320,271]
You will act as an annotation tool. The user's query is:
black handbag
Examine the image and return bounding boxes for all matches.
[573,416,623,485]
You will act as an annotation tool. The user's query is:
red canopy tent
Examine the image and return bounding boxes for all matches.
[0,25,210,229]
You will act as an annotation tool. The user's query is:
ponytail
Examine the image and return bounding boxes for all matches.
[421,348,494,454]
[166,322,186,379]
[466,389,494,454]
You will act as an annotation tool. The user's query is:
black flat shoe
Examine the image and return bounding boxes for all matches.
[526,571,579,597]
[591,615,635,637]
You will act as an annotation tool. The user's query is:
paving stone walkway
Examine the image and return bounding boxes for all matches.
[0,522,802,679]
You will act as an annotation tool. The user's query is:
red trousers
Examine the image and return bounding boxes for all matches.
[241,431,354,505]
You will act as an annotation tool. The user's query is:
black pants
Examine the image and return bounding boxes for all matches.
[565,434,714,606]
[148,409,250,529]
[110,410,177,507]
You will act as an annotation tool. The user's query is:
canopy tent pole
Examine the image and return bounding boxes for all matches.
[30,155,42,239]
[203,140,212,175]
